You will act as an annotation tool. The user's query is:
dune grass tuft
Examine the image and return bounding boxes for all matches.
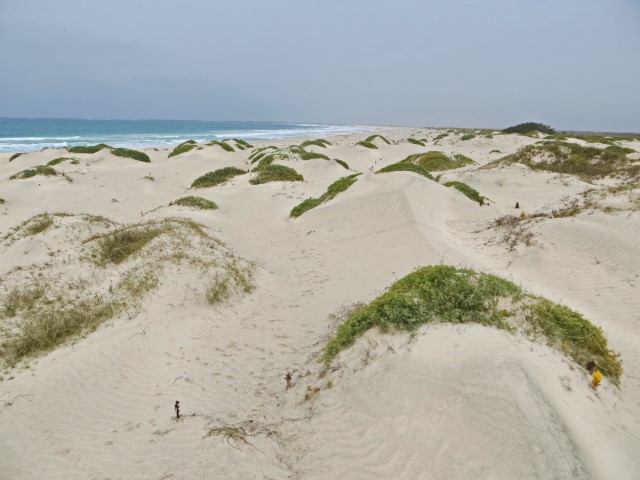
[357,141,377,149]
[503,122,556,135]
[10,165,59,180]
[444,181,486,205]
[0,198,5,205]
[291,174,361,217]
[222,138,253,150]
[111,148,151,163]
[376,162,434,180]
[334,159,350,169]
[208,140,235,152]
[172,196,218,210]
[407,138,425,146]
[191,167,246,188]
[9,153,24,162]
[96,225,161,265]
[403,151,475,171]
[323,265,622,384]
[300,139,332,148]
[249,146,277,161]
[299,151,330,161]
[365,134,391,145]
[46,157,80,166]
[460,134,475,141]
[169,141,198,157]
[250,164,303,184]
[67,144,112,154]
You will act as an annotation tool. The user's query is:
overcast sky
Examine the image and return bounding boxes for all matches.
[0,0,639,131]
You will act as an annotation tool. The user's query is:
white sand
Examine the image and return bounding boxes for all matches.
[0,128,639,479]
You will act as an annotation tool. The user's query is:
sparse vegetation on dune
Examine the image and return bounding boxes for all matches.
[444,181,486,205]
[323,265,622,384]
[10,165,59,180]
[488,141,638,181]
[334,159,350,169]
[249,146,277,161]
[208,140,235,152]
[299,151,330,161]
[291,174,361,217]
[222,138,253,150]
[46,157,80,166]
[191,167,246,188]
[168,141,199,157]
[111,148,151,163]
[460,134,475,141]
[300,139,332,148]
[67,143,112,154]
[407,138,426,146]
[172,196,218,210]
[357,140,378,149]
[357,134,392,149]
[403,151,475,171]
[250,164,303,184]
[0,216,254,364]
[9,153,24,162]
[0,198,5,205]
[503,122,556,135]
[433,132,449,142]
[376,162,434,180]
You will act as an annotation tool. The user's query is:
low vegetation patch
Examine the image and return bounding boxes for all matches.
[291,174,361,217]
[357,140,378,149]
[168,141,198,158]
[300,139,331,148]
[10,165,59,180]
[488,141,638,181]
[249,146,277,161]
[9,153,24,162]
[172,196,218,210]
[222,138,253,150]
[444,181,486,205]
[503,122,556,135]
[111,148,151,163]
[250,164,303,184]
[323,265,622,384]
[67,144,112,154]
[191,167,246,188]
[46,157,80,166]
[0,198,5,205]
[300,150,330,161]
[376,162,434,180]
[433,132,449,142]
[403,151,475,171]
[407,138,426,146]
[460,134,475,141]
[208,140,235,152]
[335,159,350,169]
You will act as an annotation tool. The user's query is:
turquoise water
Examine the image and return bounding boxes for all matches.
[0,118,367,153]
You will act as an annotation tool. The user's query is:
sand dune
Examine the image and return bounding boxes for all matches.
[1,128,639,479]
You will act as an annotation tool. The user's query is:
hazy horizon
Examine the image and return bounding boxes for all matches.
[1,0,639,132]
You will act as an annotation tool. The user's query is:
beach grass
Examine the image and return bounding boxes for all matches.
[300,139,332,148]
[503,122,556,135]
[67,144,112,154]
[9,153,24,162]
[209,140,235,152]
[46,157,80,166]
[444,181,485,205]
[111,148,151,163]
[291,174,361,217]
[335,159,350,169]
[168,141,198,157]
[172,196,218,210]
[10,165,59,180]
[407,138,425,146]
[323,265,622,383]
[460,134,476,141]
[376,161,434,180]
[357,141,378,149]
[403,151,475,171]
[250,164,303,184]
[300,150,330,161]
[191,167,246,188]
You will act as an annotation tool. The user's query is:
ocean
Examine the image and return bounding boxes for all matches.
[0,118,368,153]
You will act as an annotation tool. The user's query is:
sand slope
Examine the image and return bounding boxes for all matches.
[0,128,639,479]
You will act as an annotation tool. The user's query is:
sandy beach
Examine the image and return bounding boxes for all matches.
[1,127,639,479]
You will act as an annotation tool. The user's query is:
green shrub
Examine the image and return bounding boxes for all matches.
[300,151,330,161]
[403,151,474,171]
[335,159,350,169]
[0,198,5,205]
[323,265,622,384]
[503,122,556,135]
[9,153,23,162]
[46,157,80,166]
[209,140,235,152]
[10,165,59,180]
[407,138,425,146]
[364,134,391,145]
[168,141,198,157]
[250,164,303,184]
[460,134,475,141]
[97,225,160,265]
[172,196,218,210]
[357,141,378,149]
[111,148,151,163]
[300,139,331,148]
[444,181,485,205]
[222,138,253,150]
[67,144,112,154]
[291,174,361,217]
[191,167,246,188]
[433,133,449,142]
[376,162,434,180]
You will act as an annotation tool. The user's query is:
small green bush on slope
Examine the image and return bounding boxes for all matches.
[67,144,112,154]
[291,174,361,217]
[0,198,5,205]
[9,153,24,162]
[407,138,425,146]
[209,140,235,152]
[169,141,198,157]
[323,265,622,384]
[111,148,151,163]
[503,122,556,135]
[444,181,485,205]
[300,139,332,148]
[191,167,246,188]
[376,162,434,180]
[172,196,218,210]
[250,164,303,185]
[47,157,80,166]
[403,151,475,171]
[335,159,350,169]
[10,165,59,180]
